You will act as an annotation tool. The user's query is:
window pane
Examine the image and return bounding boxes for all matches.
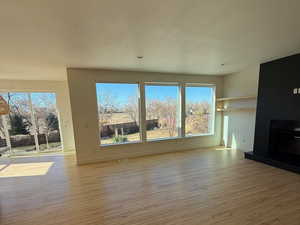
[185,86,214,135]
[145,85,180,140]
[5,93,36,156]
[96,83,140,145]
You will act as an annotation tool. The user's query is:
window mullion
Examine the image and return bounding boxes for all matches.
[180,83,186,137]
[28,93,40,153]
[139,83,147,142]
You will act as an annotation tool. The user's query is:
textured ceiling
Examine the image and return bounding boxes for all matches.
[1,0,300,80]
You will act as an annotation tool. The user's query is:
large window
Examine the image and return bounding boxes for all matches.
[185,86,214,136]
[96,82,215,146]
[96,83,140,145]
[145,84,180,140]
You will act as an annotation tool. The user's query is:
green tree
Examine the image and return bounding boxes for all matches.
[46,113,59,131]
[10,114,29,135]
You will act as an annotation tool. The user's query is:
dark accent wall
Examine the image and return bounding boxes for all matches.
[254,54,300,156]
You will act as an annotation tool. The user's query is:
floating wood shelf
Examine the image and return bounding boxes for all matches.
[216,96,256,102]
[217,107,256,112]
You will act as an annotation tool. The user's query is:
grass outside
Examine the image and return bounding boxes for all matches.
[100,112,210,145]
[0,142,62,156]
[101,128,178,145]
[102,112,134,124]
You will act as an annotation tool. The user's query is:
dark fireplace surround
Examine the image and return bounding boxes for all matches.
[245,54,300,173]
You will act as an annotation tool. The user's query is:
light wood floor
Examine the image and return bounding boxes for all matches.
[1,148,300,225]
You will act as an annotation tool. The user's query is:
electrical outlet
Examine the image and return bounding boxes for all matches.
[294,88,298,94]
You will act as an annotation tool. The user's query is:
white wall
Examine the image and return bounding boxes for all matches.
[67,69,224,164]
[0,79,75,151]
[222,65,260,152]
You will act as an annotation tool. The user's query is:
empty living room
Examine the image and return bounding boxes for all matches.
[2,1,300,224]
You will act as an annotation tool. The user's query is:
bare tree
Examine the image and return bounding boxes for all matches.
[7,93,32,134]
[146,98,178,137]
[0,116,6,138]
[32,94,56,135]
[186,101,211,134]
[124,95,139,124]
[98,92,119,126]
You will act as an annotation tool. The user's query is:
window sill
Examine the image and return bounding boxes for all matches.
[100,140,142,147]
[185,133,214,138]
[146,136,180,142]
[98,133,215,150]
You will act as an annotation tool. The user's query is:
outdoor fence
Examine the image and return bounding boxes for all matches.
[0,132,60,148]
[101,119,158,137]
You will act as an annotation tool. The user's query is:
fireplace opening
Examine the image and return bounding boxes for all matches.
[269,120,300,162]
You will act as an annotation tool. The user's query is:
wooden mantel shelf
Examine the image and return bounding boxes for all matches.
[216,107,256,112]
[216,96,256,102]
[216,95,257,113]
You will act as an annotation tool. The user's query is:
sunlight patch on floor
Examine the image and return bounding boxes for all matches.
[0,164,7,171]
[215,147,233,151]
[0,162,54,178]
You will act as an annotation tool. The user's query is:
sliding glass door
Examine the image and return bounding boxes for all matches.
[31,93,62,153]
[0,92,62,157]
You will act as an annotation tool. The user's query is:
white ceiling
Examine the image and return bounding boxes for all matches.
[1,0,300,80]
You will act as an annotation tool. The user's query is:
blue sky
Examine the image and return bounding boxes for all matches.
[96,83,213,106]
[186,86,213,103]
[0,92,57,107]
[31,93,56,107]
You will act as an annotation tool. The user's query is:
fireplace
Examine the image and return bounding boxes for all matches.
[246,119,300,171]
[269,120,300,161]
[245,54,300,173]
